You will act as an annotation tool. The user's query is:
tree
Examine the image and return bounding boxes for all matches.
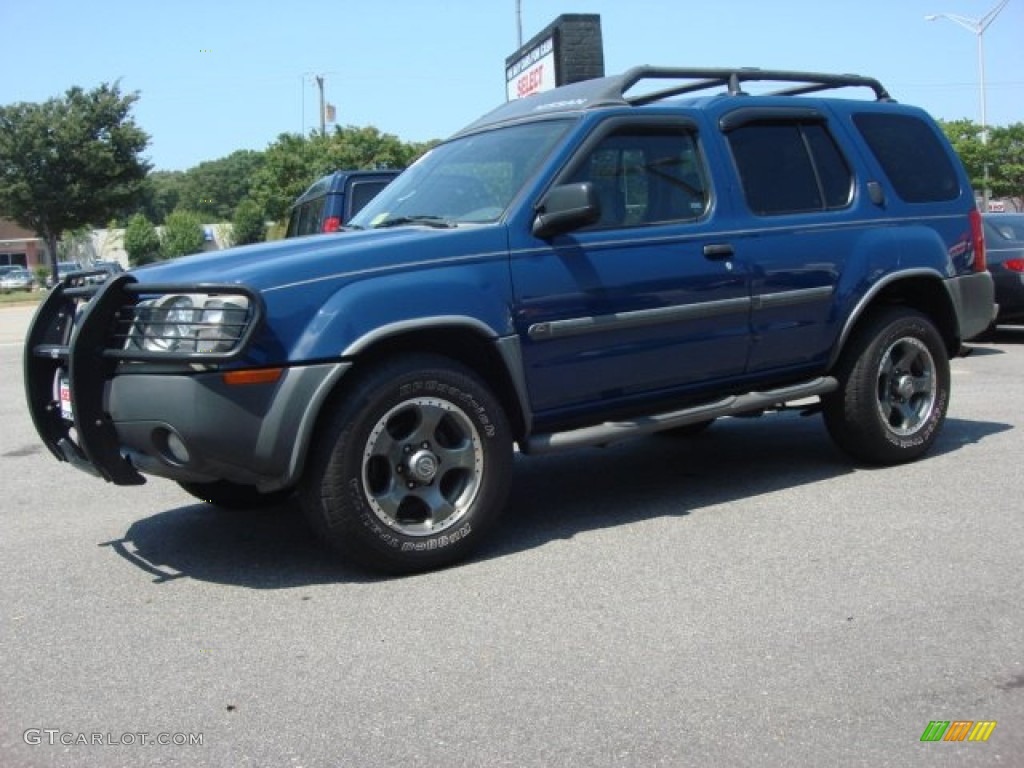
[160,209,205,259]
[179,149,264,222]
[58,227,95,265]
[249,126,431,223]
[249,133,320,223]
[988,123,1024,211]
[938,119,990,192]
[123,213,161,266]
[0,82,150,281]
[138,170,187,225]
[231,198,266,245]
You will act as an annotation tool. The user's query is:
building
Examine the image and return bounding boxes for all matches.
[0,218,47,269]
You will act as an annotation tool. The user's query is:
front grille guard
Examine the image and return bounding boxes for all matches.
[24,273,264,485]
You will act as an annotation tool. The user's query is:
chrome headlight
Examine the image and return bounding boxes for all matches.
[127,293,253,355]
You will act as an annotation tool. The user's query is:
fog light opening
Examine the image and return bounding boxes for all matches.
[155,427,191,465]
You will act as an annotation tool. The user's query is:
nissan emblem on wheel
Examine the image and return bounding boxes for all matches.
[24,67,996,573]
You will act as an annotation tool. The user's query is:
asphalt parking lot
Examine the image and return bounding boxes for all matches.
[1,302,1022,768]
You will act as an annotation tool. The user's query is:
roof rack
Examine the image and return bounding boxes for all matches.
[454,67,893,138]
[609,67,893,105]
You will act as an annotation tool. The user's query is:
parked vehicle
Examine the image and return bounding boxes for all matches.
[285,169,401,237]
[983,213,1024,324]
[0,268,34,293]
[25,66,995,573]
[83,260,126,286]
[45,261,84,289]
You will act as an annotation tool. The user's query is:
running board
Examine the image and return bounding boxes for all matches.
[523,377,838,455]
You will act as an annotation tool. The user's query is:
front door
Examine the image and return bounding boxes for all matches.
[510,117,752,421]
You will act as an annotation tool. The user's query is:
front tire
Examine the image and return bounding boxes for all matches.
[300,355,513,573]
[823,307,950,464]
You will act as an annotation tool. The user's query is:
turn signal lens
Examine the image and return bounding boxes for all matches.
[222,368,283,386]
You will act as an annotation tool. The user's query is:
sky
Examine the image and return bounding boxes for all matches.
[1,0,1022,172]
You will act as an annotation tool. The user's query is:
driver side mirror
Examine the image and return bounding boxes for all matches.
[532,182,600,239]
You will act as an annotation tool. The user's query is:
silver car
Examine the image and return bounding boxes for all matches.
[0,268,34,293]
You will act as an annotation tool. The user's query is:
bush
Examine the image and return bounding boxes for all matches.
[123,214,161,266]
[231,198,266,246]
[161,209,205,259]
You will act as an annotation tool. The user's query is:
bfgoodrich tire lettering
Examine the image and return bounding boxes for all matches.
[300,354,513,573]
[824,307,950,464]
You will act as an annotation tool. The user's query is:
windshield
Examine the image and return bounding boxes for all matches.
[349,119,573,229]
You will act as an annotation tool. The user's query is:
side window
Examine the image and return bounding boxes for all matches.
[290,197,326,236]
[853,113,960,203]
[348,180,391,220]
[727,121,852,215]
[566,125,708,229]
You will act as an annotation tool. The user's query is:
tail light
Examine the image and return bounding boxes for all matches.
[322,216,342,233]
[969,208,986,272]
[1005,258,1024,273]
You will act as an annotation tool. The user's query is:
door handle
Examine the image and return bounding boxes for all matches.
[703,243,734,260]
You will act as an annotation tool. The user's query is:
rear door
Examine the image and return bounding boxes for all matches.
[719,107,858,374]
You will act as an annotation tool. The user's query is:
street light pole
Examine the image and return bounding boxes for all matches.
[926,0,1010,209]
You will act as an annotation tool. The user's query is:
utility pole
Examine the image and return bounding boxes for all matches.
[516,0,523,47]
[314,75,326,136]
[925,0,1010,209]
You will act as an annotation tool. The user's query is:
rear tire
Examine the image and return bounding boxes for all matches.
[823,307,949,464]
[300,354,513,574]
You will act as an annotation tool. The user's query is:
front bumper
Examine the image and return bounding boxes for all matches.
[24,275,348,491]
[105,362,349,490]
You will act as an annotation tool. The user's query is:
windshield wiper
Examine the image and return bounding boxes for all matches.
[373,215,457,229]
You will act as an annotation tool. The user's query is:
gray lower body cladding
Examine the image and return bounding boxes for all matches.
[107,362,350,492]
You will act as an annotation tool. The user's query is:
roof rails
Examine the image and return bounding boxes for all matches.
[609,67,893,105]
[455,66,893,138]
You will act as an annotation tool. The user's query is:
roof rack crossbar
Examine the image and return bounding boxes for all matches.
[617,67,892,105]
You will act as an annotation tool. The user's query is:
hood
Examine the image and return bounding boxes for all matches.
[128,226,507,292]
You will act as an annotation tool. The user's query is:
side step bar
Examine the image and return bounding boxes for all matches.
[523,377,838,455]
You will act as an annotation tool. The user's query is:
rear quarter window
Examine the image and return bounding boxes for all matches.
[853,113,960,203]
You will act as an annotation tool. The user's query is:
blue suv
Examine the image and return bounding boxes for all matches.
[26,67,995,572]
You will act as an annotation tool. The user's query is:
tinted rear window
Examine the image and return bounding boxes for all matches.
[727,121,851,215]
[853,113,960,203]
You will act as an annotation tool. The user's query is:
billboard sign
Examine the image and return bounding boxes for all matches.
[506,36,557,101]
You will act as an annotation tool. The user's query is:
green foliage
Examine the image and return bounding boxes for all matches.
[160,209,206,259]
[987,123,1024,209]
[138,170,187,225]
[0,82,150,263]
[249,126,426,222]
[938,119,1023,208]
[123,213,161,266]
[117,123,436,231]
[938,119,989,192]
[231,198,266,245]
[179,149,265,222]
